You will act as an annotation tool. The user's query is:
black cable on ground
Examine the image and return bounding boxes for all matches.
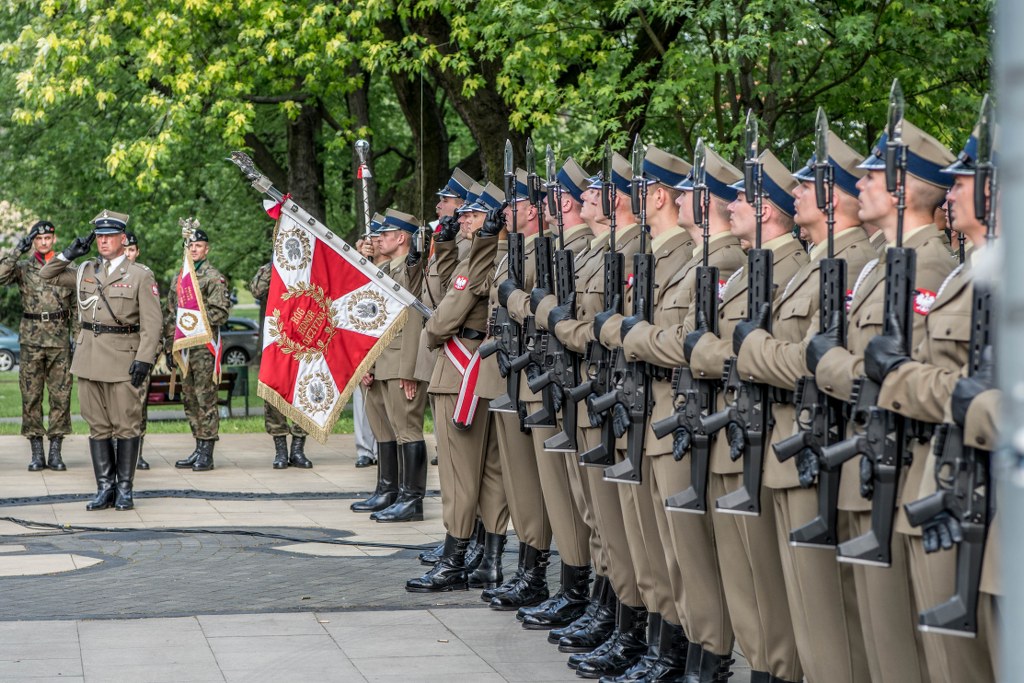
[0,489,442,508]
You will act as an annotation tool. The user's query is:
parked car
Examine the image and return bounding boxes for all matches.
[221,317,261,366]
[0,323,20,372]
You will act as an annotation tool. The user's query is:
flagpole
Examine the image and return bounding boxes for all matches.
[355,139,373,238]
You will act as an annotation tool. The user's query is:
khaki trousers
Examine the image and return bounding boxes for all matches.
[529,412,590,566]
[495,410,551,549]
[79,378,144,440]
[382,379,428,444]
[364,382,395,443]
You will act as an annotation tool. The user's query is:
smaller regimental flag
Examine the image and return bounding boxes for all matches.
[172,245,214,378]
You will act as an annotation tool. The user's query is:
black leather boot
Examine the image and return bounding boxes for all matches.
[406,534,470,592]
[574,603,648,679]
[351,441,398,512]
[482,542,525,602]
[192,439,215,471]
[289,435,313,468]
[272,435,289,469]
[27,436,45,471]
[597,612,661,682]
[747,673,770,683]
[464,520,486,570]
[136,435,149,470]
[46,436,67,471]
[768,676,798,683]
[468,532,506,589]
[549,574,606,644]
[372,441,426,522]
[568,627,619,669]
[682,644,734,683]
[419,542,444,566]
[559,581,617,653]
[175,439,202,468]
[642,620,689,682]
[85,438,116,511]
[114,436,140,511]
[489,545,549,610]
[521,562,592,629]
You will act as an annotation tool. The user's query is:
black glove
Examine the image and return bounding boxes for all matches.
[497,351,511,378]
[672,427,692,461]
[806,311,843,373]
[547,293,575,331]
[921,511,964,554]
[62,233,96,261]
[684,310,710,364]
[593,295,620,342]
[551,386,563,414]
[405,248,422,268]
[497,278,519,308]
[726,421,746,461]
[951,346,994,427]
[611,402,630,439]
[859,455,874,500]
[796,447,820,488]
[620,315,641,342]
[129,360,152,388]
[479,205,507,237]
[16,226,39,254]
[864,313,911,384]
[733,303,771,355]
[525,362,541,384]
[586,393,606,427]
[529,287,549,314]
[435,215,459,243]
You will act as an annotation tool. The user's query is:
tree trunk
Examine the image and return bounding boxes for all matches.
[346,64,376,235]
[287,103,325,222]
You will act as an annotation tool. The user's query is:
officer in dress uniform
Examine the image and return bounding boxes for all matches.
[0,220,76,471]
[123,231,152,470]
[39,210,162,510]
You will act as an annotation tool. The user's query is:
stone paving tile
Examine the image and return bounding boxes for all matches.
[0,657,84,678]
[348,653,498,678]
[199,612,326,637]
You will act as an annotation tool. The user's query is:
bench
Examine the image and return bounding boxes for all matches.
[146,367,250,418]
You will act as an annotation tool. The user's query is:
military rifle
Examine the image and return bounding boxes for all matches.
[773,108,847,547]
[705,111,774,516]
[820,79,916,566]
[654,139,720,512]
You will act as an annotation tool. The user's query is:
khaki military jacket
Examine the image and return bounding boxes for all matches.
[736,227,876,488]
[0,248,76,347]
[687,234,809,475]
[814,224,956,510]
[417,238,461,381]
[424,237,491,395]
[374,255,427,382]
[40,256,162,382]
[473,236,511,400]
[163,259,231,347]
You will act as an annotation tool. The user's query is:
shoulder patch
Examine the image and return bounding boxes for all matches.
[845,289,854,312]
[626,273,635,289]
[453,275,469,291]
[913,288,937,316]
[152,283,160,297]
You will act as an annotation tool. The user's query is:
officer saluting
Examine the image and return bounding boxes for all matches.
[39,210,162,510]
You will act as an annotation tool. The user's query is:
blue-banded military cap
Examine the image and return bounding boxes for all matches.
[436,168,475,199]
[730,150,798,217]
[369,212,385,234]
[554,157,591,204]
[943,125,998,176]
[792,131,866,196]
[456,183,486,214]
[380,209,420,234]
[587,153,632,195]
[509,169,531,202]
[91,209,129,235]
[468,182,505,213]
[858,120,956,188]
[644,146,692,188]
[674,147,743,202]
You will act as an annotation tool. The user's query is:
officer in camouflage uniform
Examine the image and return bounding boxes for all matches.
[0,220,76,471]
[163,225,231,472]
[248,260,312,469]
[123,231,151,470]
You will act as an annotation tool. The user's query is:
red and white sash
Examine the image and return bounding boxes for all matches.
[444,337,482,429]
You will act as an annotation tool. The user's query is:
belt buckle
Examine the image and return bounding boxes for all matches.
[40,311,50,322]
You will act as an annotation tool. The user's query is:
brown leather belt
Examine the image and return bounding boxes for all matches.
[458,327,486,341]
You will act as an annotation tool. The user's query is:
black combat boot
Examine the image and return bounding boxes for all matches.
[175,439,202,468]
[136,435,149,470]
[272,435,289,469]
[489,545,549,610]
[464,520,486,570]
[573,603,648,679]
[483,542,525,602]
[642,619,689,682]
[289,435,313,468]
[85,438,116,511]
[191,439,215,471]
[468,532,506,589]
[405,534,470,592]
[682,644,734,683]
[113,436,141,511]
[372,441,427,522]
[559,581,617,653]
[351,441,398,513]
[521,562,592,629]
[419,541,444,566]
[46,436,67,471]
[27,436,45,471]
[549,574,606,644]
[568,627,619,669]
[597,612,662,682]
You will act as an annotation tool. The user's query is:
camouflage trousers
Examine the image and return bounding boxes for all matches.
[264,403,307,437]
[20,344,72,438]
[182,347,219,440]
